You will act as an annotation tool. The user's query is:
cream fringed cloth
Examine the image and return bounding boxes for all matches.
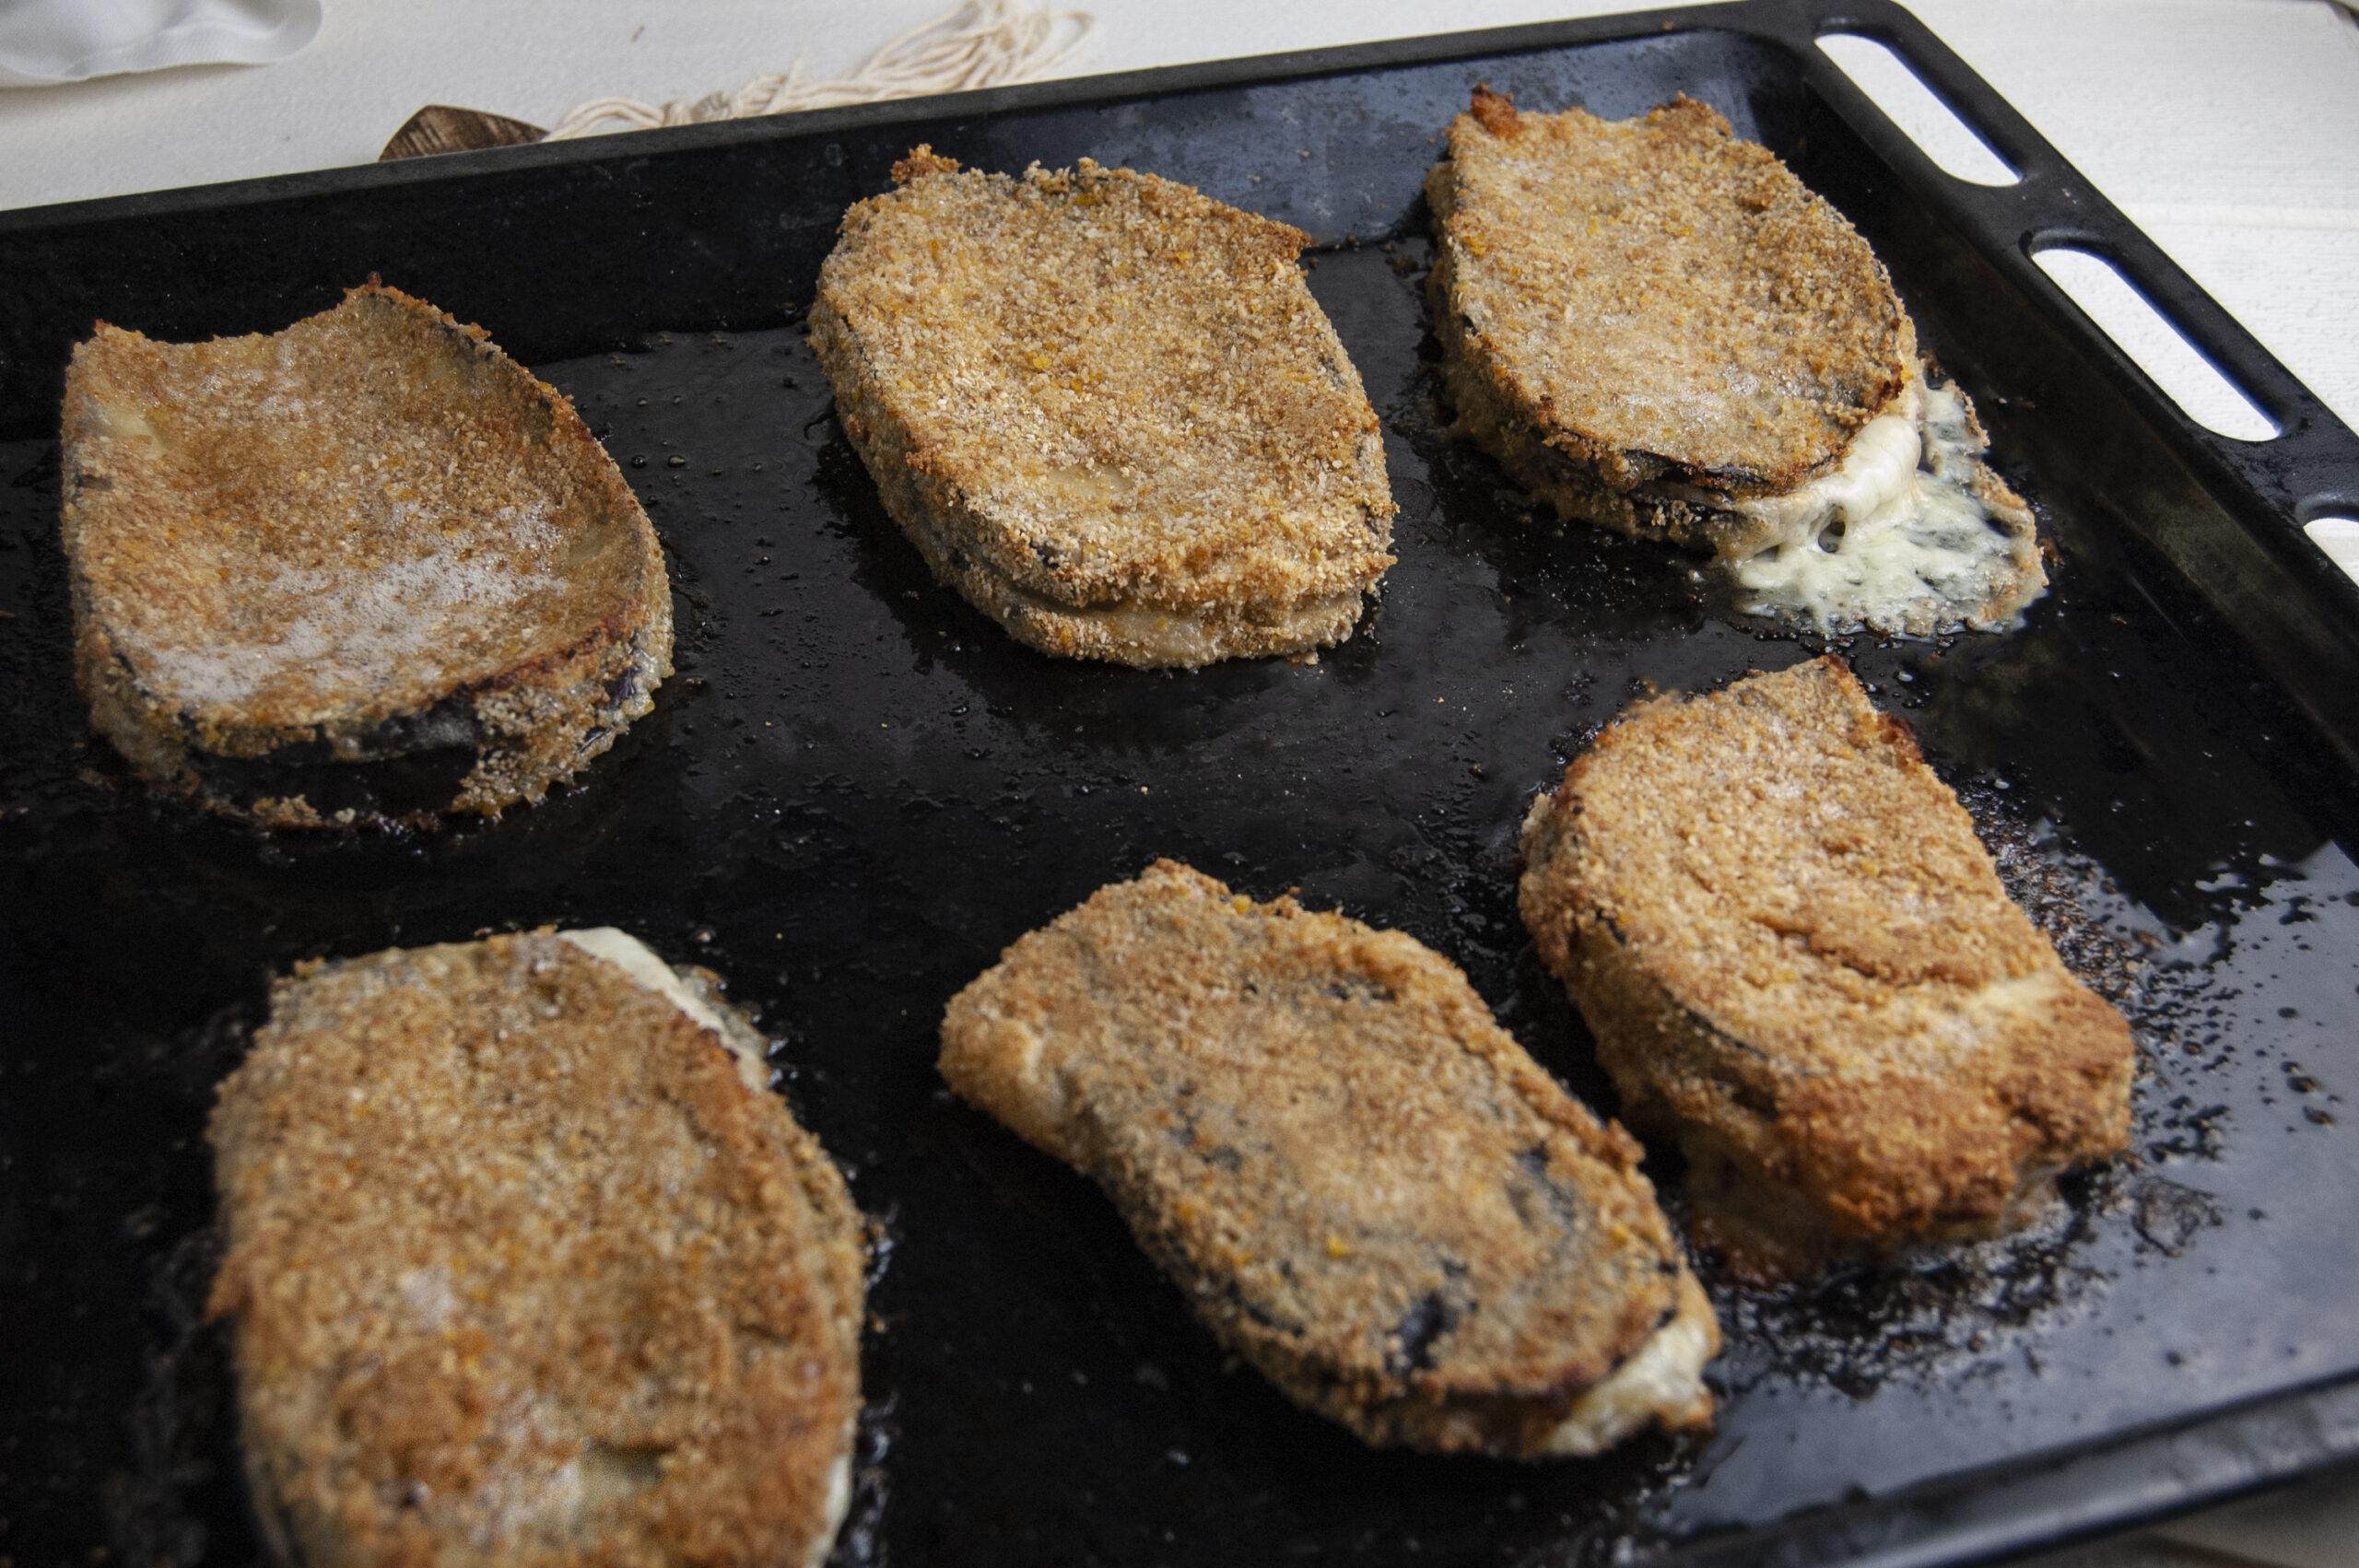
[545,0,1092,140]
[381,0,1092,161]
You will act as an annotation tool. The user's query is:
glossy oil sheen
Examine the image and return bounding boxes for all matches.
[4,18,2359,1568]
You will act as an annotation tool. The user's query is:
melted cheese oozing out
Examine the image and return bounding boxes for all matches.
[558,927,769,1094]
[810,1453,852,1568]
[1538,1284,1717,1457]
[1726,375,2040,636]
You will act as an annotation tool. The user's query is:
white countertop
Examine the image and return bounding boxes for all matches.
[5,3,2356,1562]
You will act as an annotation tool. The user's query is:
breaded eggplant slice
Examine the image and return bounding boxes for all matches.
[61,284,672,827]
[812,147,1396,668]
[1426,89,2044,636]
[206,929,863,1568]
[940,859,1719,1458]
[1519,658,2134,1281]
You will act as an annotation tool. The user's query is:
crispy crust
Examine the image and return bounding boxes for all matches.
[1426,91,1917,551]
[940,860,1719,1457]
[1518,659,2135,1280]
[205,932,864,1567]
[61,284,673,827]
[812,149,1396,668]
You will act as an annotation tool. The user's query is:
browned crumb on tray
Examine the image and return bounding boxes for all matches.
[60,283,672,826]
[811,147,1397,668]
[940,859,1719,1458]
[206,931,864,1567]
[1519,657,2135,1280]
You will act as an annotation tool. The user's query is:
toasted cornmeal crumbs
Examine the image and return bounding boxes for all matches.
[1425,88,1906,486]
[1519,658,2134,1279]
[60,284,672,825]
[941,860,1719,1457]
[206,932,863,1567]
[1426,88,2046,636]
[1429,91,1913,492]
[811,147,1396,668]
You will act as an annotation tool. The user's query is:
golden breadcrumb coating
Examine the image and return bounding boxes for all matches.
[812,147,1396,667]
[61,284,672,826]
[1426,89,2048,633]
[1430,90,1911,502]
[207,932,864,1567]
[1519,658,2134,1280]
[941,860,1718,1457]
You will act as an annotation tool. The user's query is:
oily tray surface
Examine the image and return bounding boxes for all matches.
[6,12,2359,1566]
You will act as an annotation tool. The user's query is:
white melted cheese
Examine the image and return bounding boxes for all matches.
[558,927,768,1094]
[1536,1282,1718,1457]
[1725,374,2043,636]
[810,1451,853,1568]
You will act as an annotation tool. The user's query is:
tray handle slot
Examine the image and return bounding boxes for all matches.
[1813,32,2017,187]
[2027,242,2281,443]
[2305,516,2359,589]
[1798,5,2358,506]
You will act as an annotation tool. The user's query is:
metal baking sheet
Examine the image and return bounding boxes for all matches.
[6,3,2359,1564]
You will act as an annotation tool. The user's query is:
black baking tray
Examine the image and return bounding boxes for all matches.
[6,4,2359,1564]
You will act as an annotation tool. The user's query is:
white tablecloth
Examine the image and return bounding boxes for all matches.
[3,3,2355,1562]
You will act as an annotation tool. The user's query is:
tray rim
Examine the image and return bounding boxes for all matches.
[6,3,2359,1562]
[0,3,1829,233]
[1659,1370,2359,1567]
